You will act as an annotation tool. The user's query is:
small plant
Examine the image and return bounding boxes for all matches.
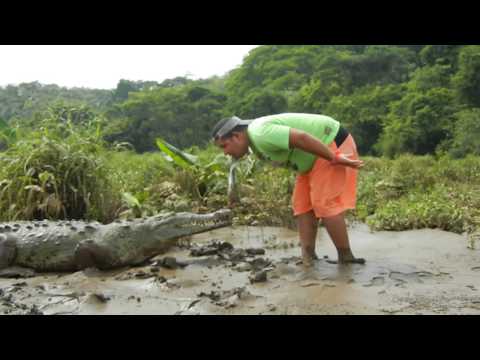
[155,138,230,203]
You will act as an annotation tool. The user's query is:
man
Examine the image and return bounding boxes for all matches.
[212,113,365,267]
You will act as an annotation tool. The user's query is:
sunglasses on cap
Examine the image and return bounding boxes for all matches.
[213,116,253,140]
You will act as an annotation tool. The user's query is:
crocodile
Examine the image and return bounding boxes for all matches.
[0,209,231,272]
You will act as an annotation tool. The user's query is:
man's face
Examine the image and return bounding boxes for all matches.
[215,132,248,160]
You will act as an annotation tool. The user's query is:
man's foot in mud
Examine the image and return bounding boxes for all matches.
[326,248,366,265]
[296,254,317,267]
[302,256,314,268]
[326,254,366,265]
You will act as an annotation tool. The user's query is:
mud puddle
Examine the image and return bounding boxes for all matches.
[1,223,479,315]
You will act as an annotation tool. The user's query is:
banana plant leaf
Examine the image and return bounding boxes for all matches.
[122,192,141,209]
[155,137,198,170]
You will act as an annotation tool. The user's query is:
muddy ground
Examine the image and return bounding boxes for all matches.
[1,223,479,315]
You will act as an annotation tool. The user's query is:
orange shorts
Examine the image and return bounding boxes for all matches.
[292,134,359,219]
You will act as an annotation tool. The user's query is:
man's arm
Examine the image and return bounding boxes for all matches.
[289,128,364,169]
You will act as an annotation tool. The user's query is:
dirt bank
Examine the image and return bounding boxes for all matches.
[1,223,479,315]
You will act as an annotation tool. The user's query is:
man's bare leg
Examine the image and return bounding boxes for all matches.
[322,212,365,264]
[297,210,319,266]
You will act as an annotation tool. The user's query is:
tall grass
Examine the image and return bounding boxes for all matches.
[0,107,119,222]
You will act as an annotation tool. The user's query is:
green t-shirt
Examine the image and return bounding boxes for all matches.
[247,113,340,173]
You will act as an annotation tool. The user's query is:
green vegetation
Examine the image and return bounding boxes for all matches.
[0,105,119,222]
[3,45,480,158]
[356,155,480,234]
[0,45,479,238]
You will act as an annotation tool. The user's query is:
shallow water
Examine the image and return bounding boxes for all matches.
[1,223,479,315]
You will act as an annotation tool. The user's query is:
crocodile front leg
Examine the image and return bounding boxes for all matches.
[74,240,117,270]
[0,234,17,269]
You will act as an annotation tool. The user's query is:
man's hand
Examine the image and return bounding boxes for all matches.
[290,129,364,169]
[332,152,364,169]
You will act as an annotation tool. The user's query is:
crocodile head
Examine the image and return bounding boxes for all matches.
[140,208,232,239]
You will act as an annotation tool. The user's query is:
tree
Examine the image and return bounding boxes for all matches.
[325,84,406,155]
[104,85,227,152]
[449,108,480,157]
[230,90,288,119]
[340,46,416,88]
[419,45,462,68]
[0,82,112,122]
[453,45,480,107]
[377,88,458,157]
[407,63,452,92]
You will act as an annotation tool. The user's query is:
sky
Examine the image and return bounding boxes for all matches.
[0,45,259,90]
